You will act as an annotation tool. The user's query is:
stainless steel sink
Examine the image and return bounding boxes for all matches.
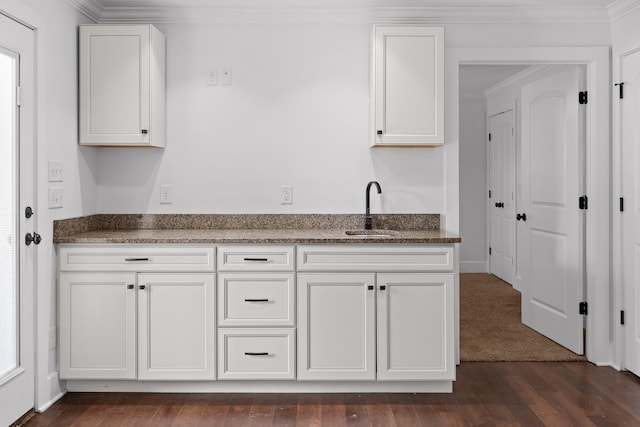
[345,229,397,237]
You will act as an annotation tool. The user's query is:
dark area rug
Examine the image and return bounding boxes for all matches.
[460,273,586,362]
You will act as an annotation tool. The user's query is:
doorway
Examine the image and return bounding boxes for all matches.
[0,11,36,426]
[459,63,587,357]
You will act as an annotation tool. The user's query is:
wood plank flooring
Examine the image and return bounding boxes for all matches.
[16,362,640,426]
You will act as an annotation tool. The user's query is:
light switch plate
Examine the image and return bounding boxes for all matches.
[48,187,64,209]
[221,67,232,85]
[48,160,63,182]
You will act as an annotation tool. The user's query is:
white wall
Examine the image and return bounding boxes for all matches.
[1,0,96,411]
[92,20,611,235]
[458,96,487,272]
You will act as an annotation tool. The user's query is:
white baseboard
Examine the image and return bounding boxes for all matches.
[459,261,488,273]
[36,372,66,413]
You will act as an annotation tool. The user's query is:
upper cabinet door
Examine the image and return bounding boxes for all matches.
[79,25,166,147]
[371,26,444,147]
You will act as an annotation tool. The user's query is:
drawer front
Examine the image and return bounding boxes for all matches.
[59,246,215,272]
[297,245,454,272]
[218,329,295,380]
[217,246,295,272]
[218,273,295,327]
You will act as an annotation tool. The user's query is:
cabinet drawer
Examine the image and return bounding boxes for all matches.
[218,273,295,327]
[59,246,215,272]
[297,245,453,272]
[217,246,294,272]
[218,329,295,380]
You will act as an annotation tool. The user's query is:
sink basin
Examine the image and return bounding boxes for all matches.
[345,229,397,237]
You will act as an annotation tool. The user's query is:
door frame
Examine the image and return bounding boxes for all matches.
[612,46,640,372]
[448,46,611,366]
[0,0,63,413]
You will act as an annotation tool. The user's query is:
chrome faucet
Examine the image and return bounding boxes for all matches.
[365,181,382,230]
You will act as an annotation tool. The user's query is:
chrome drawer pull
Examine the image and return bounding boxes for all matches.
[244,298,269,302]
[243,257,269,262]
[125,257,150,262]
[244,352,269,356]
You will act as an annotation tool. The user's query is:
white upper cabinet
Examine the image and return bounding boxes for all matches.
[371,26,444,147]
[79,25,166,147]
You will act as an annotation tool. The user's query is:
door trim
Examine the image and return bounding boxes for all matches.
[449,46,611,366]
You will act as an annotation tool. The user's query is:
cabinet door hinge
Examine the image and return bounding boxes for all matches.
[620,197,624,212]
[16,86,21,107]
[579,91,588,104]
[489,190,492,199]
[489,247,492,255]
[579,195,588,210]
[488,133,492,141]
[579,301,588,315]
[621,310,625,325]
[615,82,624,99]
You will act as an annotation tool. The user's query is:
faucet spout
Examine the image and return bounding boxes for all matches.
[365,181,382,230]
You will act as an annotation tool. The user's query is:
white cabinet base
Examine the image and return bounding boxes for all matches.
[65,380,453,393]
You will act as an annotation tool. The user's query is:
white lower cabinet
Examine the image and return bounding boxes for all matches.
[58,246,216,381]
[59,243,456,390]
[137,274,215,380]
[376,273,453,381]
[297,245,455,382]
[297,273,376,380]
[59,272,137,380]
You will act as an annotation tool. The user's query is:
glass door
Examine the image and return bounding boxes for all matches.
[0,12,36,425]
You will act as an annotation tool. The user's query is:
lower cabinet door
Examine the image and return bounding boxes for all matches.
[376,273,454,381]
[59,272,137,379]
[218,329,295,380]
[137,273,215,380]
[297,273,376,381]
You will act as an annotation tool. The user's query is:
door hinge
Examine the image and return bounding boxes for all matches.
[489,190,492,199]
[16,86,21,106]
[489,247,492,255]
[621,310,625,325]
[579,195,588,210]
[579,91,588,104]
[615,82,624,99]
[579,301,588,315]
[620,197,624,212]
[488,133,492,141]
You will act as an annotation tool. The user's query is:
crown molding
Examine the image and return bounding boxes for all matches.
[607,0,640,21]
[66,2,611,24]
[66,0,103,22]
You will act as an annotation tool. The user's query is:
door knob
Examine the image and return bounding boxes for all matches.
[516,213,527,221]
[25,232,41,245]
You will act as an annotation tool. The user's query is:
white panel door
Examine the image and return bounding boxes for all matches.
[621,48,640,377]
[138,273,215,380]
[520,66,584,354]
[377,274,454,381]
[489,110,517,285]
[0,13,36,425]
[59,272,137,379]
[297,273,376,381]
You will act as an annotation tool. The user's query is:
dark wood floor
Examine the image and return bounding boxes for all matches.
[17,362,640,427]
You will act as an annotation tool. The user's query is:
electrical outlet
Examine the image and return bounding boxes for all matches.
[281,185,293,205]
[160,184,173,204]
[48,187,64,209]
[48,160,63,182]
[221,67,232,85]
